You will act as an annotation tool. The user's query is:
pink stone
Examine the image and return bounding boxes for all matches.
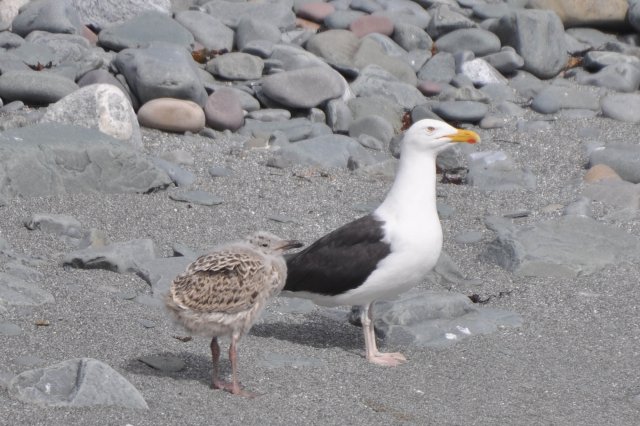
[204,88,244,131]
[296,17,321,32]
[584,164,622,183]
[297,2,335,23]
[137,98,205,133]
[81,25,98,45]
[349,15,394,38]
[417,80,443,97]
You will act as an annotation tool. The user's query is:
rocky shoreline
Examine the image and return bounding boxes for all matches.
[1,0,640,424]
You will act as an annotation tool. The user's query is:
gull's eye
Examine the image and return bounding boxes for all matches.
[426,126,435,132]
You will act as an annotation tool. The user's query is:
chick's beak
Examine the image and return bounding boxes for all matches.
[277,240,304,251]
[448,128,481,144]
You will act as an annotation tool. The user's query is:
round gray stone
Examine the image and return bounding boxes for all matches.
[205,52,264,81]
[262,67,345,109]
[531,85,600,114]
[235,16,281,51]
[432,100,488,123]
[98,11,194,51]
[0,70,79,105]
[12,0,84,38]
[482,48,524,74]
[601,93,640,123]
[348,115,395,146]
[435,28,501,56]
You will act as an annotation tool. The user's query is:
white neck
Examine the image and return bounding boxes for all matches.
[375,148,439,223]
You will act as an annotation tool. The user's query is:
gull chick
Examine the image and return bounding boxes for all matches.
[165,231,303,397]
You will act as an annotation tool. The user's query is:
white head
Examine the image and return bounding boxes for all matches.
[245,231,304,254]
[402,119,480,154]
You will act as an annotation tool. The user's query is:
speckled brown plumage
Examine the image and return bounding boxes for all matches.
[164,231,302,397]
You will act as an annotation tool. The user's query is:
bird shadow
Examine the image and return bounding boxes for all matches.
[124,351,218,388]
[124,317,365,383]
[249,316,364,351]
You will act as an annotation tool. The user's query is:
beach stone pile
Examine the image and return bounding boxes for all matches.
[3,0,640,409]
[0,0,639,187]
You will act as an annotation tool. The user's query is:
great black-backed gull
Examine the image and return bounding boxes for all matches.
[284,119,480,366]
[165,231,303,396]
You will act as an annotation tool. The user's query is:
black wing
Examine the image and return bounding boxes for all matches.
[284,215,391,296]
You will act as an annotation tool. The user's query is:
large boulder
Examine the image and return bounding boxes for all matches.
[40,84,142,149]
[0,123,171,197]
[491,9,568,79]
[528,0,628,29]
[114,44,207,107]
[8,358,148,409]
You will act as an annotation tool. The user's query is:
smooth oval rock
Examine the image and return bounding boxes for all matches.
[204,88,244,131]
[202,0,296,30]
[435,28,501,56]
[98,11,194,51]
[12,0,83,37]
[432,100,488,123]
[348,115,395,146]
[482,48,525,74]
[137,98,205,133]
[305,29,360,69]
[0,70,78,105]
[349,15,394,38]
[235,17,281,52]
[531,85,600,114]
[262,67,345,109]
[297,2,335,22]
[601,93,640,123]
[206,52,264,80]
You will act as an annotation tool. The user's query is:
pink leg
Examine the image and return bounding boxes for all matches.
[227,333,259,398]
[360,303,407,367]
[210,337,230,390]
